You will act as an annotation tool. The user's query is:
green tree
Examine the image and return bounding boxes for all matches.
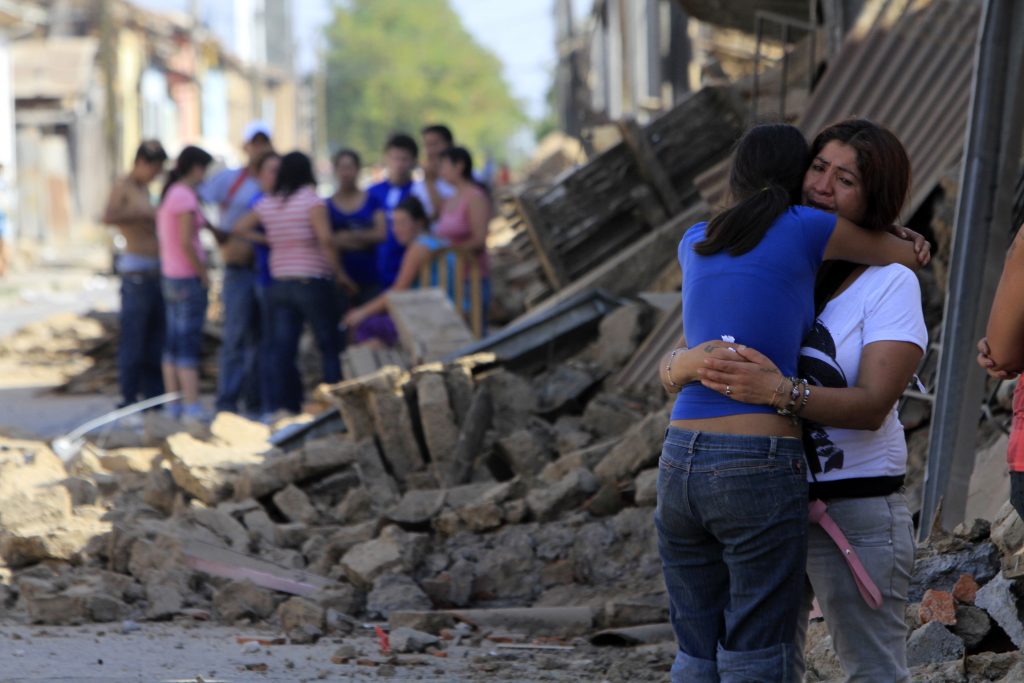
[323,0,527,163]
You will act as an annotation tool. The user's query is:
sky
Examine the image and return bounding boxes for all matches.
[130,0,558,121]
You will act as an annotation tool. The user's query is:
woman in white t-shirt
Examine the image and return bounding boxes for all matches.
[666,119,926,682]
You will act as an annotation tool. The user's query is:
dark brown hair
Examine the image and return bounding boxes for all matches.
[695,123,808,257]
[811,119,912,312]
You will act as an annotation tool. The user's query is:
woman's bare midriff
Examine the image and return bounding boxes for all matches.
[670,413,801,439]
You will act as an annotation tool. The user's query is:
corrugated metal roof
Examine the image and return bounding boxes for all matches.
[11,37,99,101]
[696,0,981,220]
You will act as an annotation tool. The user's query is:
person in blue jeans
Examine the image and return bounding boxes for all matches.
[656,124,922,682]
[233,152,351,414]
[200,121,273,416]
[103,140,169,407]
[244,151,301,419]
[327,148,385,333]
[157,146,214,421]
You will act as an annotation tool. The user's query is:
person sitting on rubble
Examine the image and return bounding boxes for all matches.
[231,151,353,414]
[976,222,1024,521]
[652,122,926,683]
[341,196,449,346]
[157,145,215,423]
[665,119,930,682]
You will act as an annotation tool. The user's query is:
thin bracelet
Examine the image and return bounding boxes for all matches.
[665,347,686,389]
[769,375,787,408]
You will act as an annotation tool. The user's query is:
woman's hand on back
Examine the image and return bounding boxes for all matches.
[888,225,931,267]
[697,345,785,407]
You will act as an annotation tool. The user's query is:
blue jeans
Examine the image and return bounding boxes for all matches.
[162,277,208,369]
[118,272,165,405]
[216,266,261,413]
[269,278,341,413]
[655,427,808,683]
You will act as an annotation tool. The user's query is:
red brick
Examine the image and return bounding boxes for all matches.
[919,589,957,626]
[953,574,980,605]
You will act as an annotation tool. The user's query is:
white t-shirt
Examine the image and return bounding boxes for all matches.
[411,178,455,224]
[798,264,927,482]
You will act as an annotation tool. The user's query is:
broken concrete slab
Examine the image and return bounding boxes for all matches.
[273,484,319,525]
[975,571,1024,647]
[366,573,432,619]
[496,421,554,480]
[534,363,605,414]
[594,412,668,484]
[906,621,965,667]
[210,412,272,450]
[276,596,325,644]
[587,301,654,373]
[363,369,425,482]
[415,372,460,485]
[527,469,600,522]
[351,439,399,510]
[582,393,646,440]
[634,468,658,507]
[212,579,278,623]
[387,489,447,526]
[339,526,427,590]
[447,386,493,486]
[540,438,618,484]
[188,505,250,551]
[163,432,266,505]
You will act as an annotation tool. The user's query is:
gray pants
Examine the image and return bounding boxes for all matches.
[793,493,915,683]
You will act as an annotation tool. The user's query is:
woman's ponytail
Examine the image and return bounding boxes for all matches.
[693,124,808,257]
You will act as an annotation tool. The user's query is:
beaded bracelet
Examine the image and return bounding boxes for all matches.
[776,377,801,417]
[794,380,811,416]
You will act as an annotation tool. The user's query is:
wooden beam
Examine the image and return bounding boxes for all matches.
[618,118,684,217]
[514,192,570,290]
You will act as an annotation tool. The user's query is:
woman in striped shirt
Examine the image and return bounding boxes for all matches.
[234,151,354,413]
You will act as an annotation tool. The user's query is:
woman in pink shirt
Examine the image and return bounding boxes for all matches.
[234,151,350,413]
[436,146,491,328]
[157,145,213,421]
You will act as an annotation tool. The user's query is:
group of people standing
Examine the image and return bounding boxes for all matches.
[656,116,1024,683]
[104,122,490,423]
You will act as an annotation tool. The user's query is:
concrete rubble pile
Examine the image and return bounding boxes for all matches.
[0,310,220,396]
[1,297,1024,682]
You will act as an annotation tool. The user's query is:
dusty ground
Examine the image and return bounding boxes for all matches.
[0,255,119,440]
[0,618,672,682]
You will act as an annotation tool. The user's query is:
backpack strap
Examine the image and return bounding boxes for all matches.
[221,169,250,211]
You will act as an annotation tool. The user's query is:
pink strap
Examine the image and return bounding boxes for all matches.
[808,500,884,610]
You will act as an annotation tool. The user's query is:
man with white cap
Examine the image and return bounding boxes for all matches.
[200,121,273,417]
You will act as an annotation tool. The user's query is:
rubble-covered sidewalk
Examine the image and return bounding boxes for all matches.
[2,303,1024,682]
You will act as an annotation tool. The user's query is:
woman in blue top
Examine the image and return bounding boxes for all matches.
[342,196,448,346]
[327,149,386,309]
[656,123,922,683]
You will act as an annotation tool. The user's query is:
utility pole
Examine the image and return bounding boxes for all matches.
[98,0,119,182]
[919,0,1024,538]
